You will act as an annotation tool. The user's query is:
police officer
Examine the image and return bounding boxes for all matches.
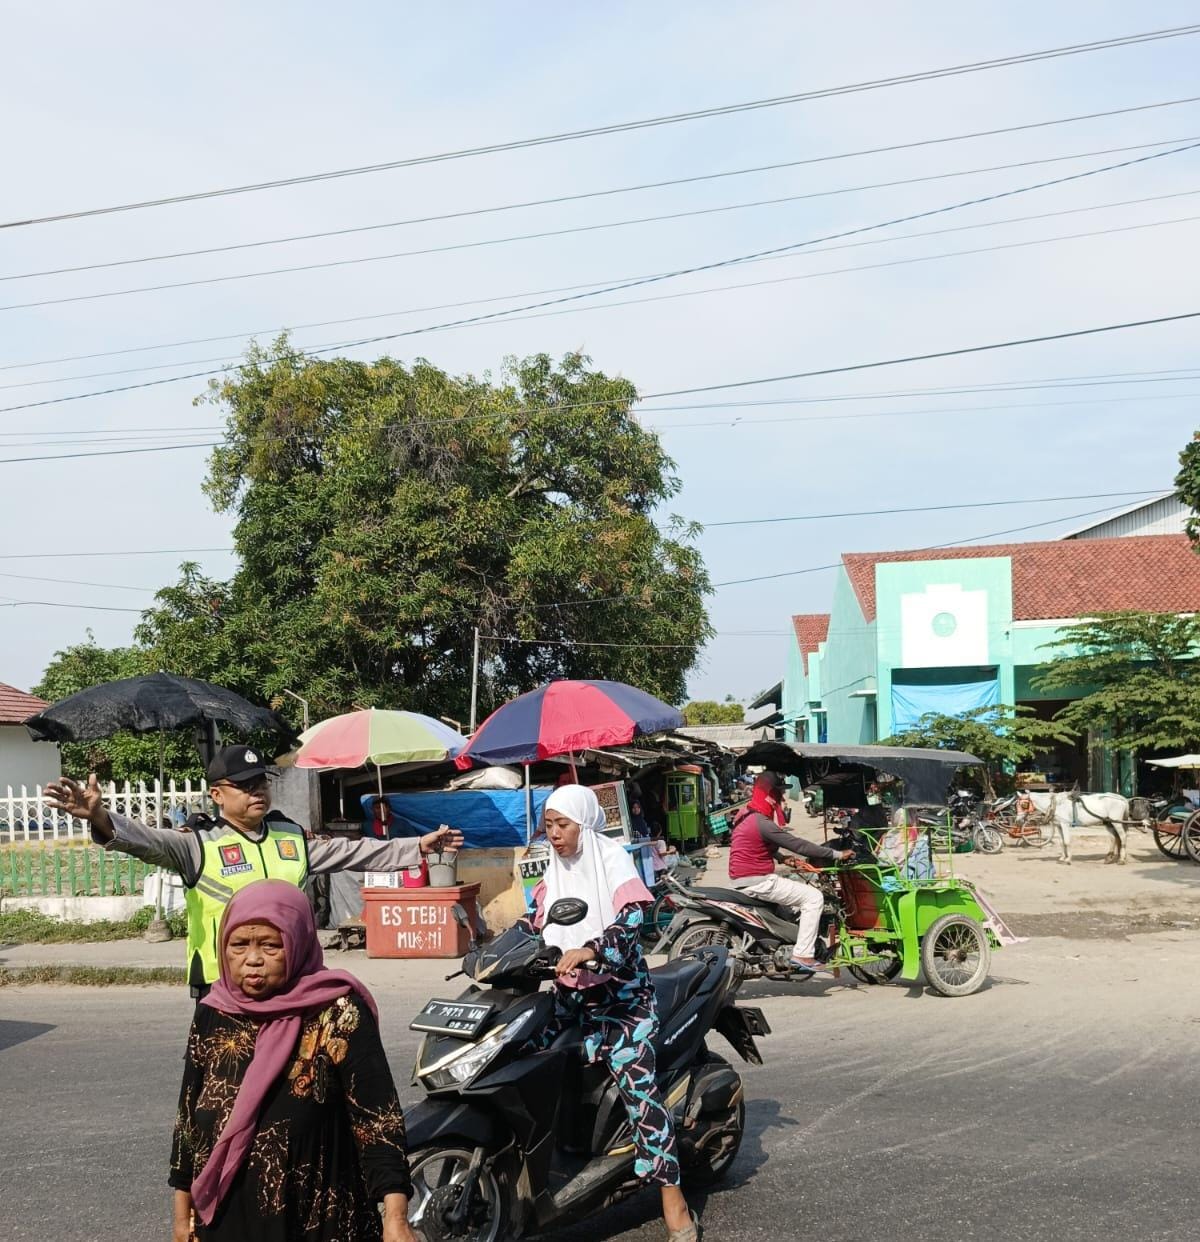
[46,744,464,997]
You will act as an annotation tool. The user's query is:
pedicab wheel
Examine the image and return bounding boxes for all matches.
[1182,811,1200,864]
[407,1146,510,1242]
[1153,822,1189,860]
[920,915,991,997]
[668,921,733,961]
[846,951,903,985]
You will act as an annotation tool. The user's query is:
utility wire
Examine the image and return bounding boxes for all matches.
[8,187,1200,393]
[704,490,1165,528]
[8,91,1200,377]
[2,138,1197,418]
[3,305,1200,458]
[0,547,233,561]
[9,127,1199,285]
[7,23,1197,229]
[5,169,1199,316]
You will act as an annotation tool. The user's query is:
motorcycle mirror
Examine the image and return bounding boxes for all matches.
[545,897,589,926]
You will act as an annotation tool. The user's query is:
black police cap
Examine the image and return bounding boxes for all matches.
[206,745,269,784]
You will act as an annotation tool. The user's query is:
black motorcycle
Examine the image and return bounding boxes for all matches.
[653,826,900,984]
[402,898,770,1241]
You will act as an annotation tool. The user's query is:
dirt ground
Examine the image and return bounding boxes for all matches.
[718,811,1200,941]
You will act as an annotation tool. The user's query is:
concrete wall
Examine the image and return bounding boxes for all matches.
[0,726,60,793]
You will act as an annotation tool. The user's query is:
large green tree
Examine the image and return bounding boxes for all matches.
[1033,611,1200,750]
[882,705,1074,797]
[33,635,204,782]
[135,345,711,722]
[682,700,745,725]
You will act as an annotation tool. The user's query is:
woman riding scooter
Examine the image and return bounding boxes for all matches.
[521,785,699,1242]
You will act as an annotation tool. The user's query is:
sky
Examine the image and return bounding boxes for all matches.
[3,2,1200,706]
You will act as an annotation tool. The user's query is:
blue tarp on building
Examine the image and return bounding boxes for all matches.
[890,676,1000,732]
[359,789,551,848]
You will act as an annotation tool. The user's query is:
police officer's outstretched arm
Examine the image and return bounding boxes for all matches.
[308,824,466,875]
[45,773,201,879]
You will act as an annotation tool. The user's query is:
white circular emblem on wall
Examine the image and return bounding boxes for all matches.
[931,611,958,638]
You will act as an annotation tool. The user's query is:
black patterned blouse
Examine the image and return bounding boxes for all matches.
[170,994,412,1241]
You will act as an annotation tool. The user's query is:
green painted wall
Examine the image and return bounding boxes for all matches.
[821,570,878,744]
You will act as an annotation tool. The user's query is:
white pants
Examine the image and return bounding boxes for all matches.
[739,873,824,957]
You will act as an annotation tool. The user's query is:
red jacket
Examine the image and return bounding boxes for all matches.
[728,810,839,880]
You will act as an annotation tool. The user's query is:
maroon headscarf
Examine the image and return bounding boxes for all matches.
[190,880,378,1225]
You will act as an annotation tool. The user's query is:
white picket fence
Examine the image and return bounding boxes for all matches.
[0,778,210,843]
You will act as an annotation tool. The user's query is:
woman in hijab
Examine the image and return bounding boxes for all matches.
[169,879,418,1242]
[526,785,698,1242]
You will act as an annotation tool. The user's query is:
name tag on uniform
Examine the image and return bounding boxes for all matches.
[275,838,299,861]
[219,843,254,876]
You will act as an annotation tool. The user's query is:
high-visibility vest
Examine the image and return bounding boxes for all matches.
[185,819,308,987]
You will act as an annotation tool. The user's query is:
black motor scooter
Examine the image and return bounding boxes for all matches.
[403,898,770,1241]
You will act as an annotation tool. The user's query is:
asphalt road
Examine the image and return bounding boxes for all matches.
[3,926,1197,1242]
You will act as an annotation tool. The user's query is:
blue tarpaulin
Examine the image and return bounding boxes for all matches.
[359,789,552,848]
[890,677,999,732]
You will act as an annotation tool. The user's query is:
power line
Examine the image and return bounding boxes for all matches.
[3,306,1200,462]
[8,91,1200,378]
[6,168,1199,317]
[7,23,1197,230]
[10,129,1199,287]
[3,139,1197,420]
[0,570,157,592]
[0,598,144,613]
[0,547,233,561]
[9,188,1200,395]
[703,489,1165,528]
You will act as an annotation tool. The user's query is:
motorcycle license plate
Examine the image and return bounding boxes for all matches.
[410,998,494,1038]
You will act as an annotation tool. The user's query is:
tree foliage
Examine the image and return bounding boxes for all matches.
[882,705,1074,797]
[32,634,204,783]
[134,345,711,723]
[682,700,745,725]
[1033,611,1200,750]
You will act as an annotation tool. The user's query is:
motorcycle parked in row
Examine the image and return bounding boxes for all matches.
[402,898,770,1241]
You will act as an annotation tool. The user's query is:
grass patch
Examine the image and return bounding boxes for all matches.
[0,905,188,943]
[0,965,185,987]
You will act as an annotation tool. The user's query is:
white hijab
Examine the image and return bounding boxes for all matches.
[541,784,645,951]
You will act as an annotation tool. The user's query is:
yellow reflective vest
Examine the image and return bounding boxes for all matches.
[185,819,308,987]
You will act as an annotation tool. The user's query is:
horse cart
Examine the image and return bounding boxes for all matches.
[660,741,1016,997]
[1145,755,1200,864]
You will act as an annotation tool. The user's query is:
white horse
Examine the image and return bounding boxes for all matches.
[1020,790,1143,865]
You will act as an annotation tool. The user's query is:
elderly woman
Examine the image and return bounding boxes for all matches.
[526,785,698,1242]
[170,879,418,1242]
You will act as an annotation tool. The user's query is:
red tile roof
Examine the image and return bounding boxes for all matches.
[791,614,830,672]
[0,682,48,726]
[842,534,1200,622]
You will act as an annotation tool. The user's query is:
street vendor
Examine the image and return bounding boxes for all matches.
[45,745,464,997]
[728,771,853,974]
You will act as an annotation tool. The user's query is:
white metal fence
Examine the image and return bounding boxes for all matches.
[0,779,210,843]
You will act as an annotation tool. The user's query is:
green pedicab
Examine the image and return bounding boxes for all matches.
[661,741,1011,997]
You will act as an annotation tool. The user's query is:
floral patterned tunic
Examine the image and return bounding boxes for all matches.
[170,994,411,1241]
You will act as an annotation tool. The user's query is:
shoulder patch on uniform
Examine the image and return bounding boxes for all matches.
[275,838,299,861]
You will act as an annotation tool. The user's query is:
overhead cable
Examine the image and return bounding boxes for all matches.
[6,23,1197,229]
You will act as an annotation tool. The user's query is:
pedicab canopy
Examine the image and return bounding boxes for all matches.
[740,741,984,805]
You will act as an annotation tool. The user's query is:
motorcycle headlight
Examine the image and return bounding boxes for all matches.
[419,1008,535,1090]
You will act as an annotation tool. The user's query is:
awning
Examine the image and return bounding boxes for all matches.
[741,740,983,804]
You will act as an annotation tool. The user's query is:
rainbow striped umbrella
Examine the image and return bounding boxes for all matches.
[295,709,466,770]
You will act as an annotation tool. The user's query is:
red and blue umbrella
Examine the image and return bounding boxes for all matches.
[456,679,683,768]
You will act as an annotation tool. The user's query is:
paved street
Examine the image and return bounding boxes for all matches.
[3,905,1198,1242]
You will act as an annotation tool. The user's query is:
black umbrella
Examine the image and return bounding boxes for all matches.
[25,673,292,932]
[24,672,290,746]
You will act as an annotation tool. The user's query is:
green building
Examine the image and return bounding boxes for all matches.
[782,533,1200,792]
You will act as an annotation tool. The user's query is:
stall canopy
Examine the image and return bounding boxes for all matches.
[361,789,554,849]
[741,741,983,805]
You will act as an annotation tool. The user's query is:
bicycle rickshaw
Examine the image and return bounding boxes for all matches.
[658,742,1014,997]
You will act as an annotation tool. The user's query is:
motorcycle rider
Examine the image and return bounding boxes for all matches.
[728,772,853,973]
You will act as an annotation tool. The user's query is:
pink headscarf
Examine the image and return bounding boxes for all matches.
[190,880,378,1225]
